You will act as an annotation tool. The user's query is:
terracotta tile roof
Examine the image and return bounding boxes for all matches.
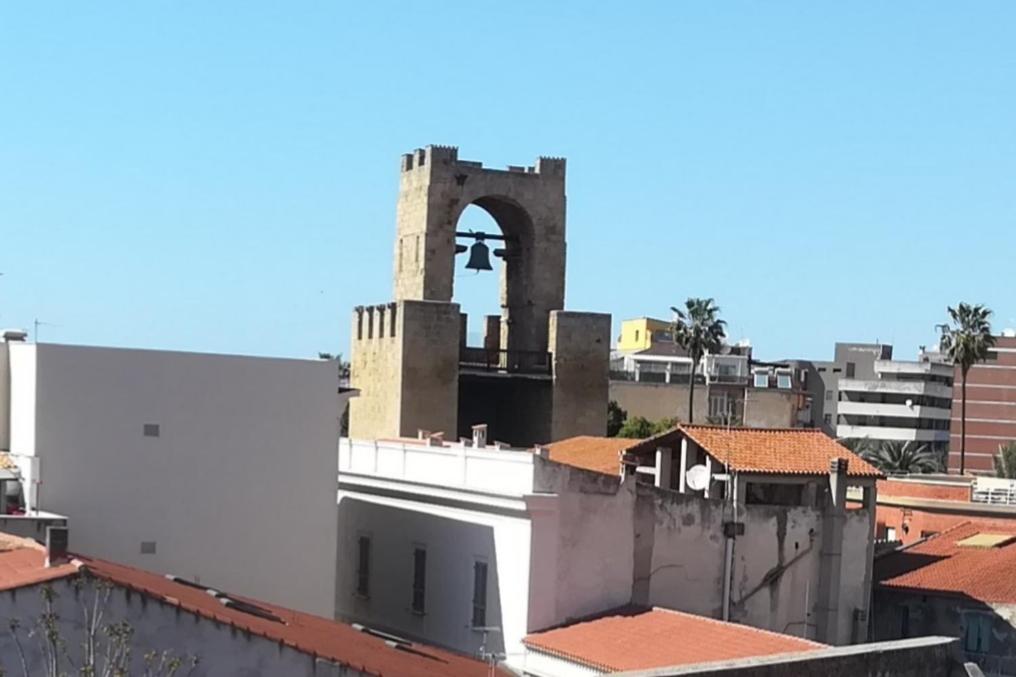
[0,538,499,676]
[523,606,824,672]
[544,436,643,475]
[677,425,883,478]
[877,520,1016,603]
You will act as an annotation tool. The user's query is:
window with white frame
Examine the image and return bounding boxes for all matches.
[753,371,769,388]
[776,370,792,389]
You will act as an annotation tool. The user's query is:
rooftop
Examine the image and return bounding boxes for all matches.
[523,606,824,672]
[877,520,1016,604]
[0,536,499,677]
[544,436,643,475]
[628,425,883,478]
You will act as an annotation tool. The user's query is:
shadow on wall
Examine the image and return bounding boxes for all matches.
[335,497,505,660]
[874,589,1016,676]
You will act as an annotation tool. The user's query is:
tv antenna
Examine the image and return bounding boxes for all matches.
[33,318,59,343]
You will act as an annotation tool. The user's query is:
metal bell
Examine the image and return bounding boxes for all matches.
[464,240,493,272]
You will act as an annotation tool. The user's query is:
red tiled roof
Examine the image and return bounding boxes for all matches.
[0,540,498,677]
[678,425,883,478]
[877,520,1016,604]
[523,606,824,672]
[544,436,643,476]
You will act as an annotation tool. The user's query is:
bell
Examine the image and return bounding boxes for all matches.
[464,240,493,272]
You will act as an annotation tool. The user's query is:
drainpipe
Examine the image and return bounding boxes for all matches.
[722,471,739,621]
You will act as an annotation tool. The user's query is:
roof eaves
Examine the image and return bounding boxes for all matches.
[522,641,619,673]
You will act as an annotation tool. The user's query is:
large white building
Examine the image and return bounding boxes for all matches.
[336,427,878,671]
[1,335,349,617]
[836,352,954,454]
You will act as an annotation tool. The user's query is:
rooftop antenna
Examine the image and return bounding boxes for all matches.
[473,626,504,677]
[33,318,59,343]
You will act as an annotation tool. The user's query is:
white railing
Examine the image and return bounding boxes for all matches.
[972,476,1016,506]
[339,437,537,497]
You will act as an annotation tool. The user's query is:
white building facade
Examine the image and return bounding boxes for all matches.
[836,355,954,454]
[1,339,346,617]
[336,435,875,671]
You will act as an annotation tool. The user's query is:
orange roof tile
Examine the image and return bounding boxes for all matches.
[0,539,499,677]
[544,436,643,475]
[877,478,971,502]
[523,606,824,672]
[678,425,883,478]
[877,520,1016,603]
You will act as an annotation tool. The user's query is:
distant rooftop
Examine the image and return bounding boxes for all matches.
[877,520,1016,604]
[544,436,643,476]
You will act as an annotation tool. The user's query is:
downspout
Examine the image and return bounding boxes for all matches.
[722,470,737,621]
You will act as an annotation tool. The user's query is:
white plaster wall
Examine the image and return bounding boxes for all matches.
[10,343,340,617]
[336,490,533,664]
[0,342,10,450]
[840,508,874,641]
[8,343,38,506]
[0,578,366,676]
[536,461,635,627]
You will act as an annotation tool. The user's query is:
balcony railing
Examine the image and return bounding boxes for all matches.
[460,346,552,376]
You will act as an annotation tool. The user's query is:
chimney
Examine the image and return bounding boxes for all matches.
[45,525,69,567]
[2,329,27,343]
[472,424,488,449]
[426,431,444,447]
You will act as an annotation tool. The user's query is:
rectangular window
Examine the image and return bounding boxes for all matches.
[753,372,769,388]
[846,362,856,378]
[143,424,160,438]
[634,330,640,342]
[823,413,832,425]
[900,605,910,638]
[472,561,488,627]
[825,389,833,401]
[776,372,792,389]
[356,536,371,597]
[411,548,427,614]
[965,614,992,654]
[886,527,897,541]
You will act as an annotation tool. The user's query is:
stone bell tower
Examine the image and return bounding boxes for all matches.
[349,146,610,446]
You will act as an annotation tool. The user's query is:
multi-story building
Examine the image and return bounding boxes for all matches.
[610,336,810,428]
[337,425,880,670]
[948,333,1016,474]
[836,351,954,456]
[795,343,894,436]
[1,333,348,618]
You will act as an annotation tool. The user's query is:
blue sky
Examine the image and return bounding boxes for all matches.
[2,3,1014,361]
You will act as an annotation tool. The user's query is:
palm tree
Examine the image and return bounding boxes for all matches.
[860,440,942,475]
[671,298,726,424]
[938,303,995,474]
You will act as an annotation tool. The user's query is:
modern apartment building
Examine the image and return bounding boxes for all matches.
[796,343,894,436]
[836,352,954,455]
[615,316,674,353]
[949,333,1016,474]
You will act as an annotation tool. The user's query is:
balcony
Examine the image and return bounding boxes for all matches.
[459,346,552,376]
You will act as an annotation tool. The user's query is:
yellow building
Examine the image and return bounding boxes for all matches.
[616,317,673,352]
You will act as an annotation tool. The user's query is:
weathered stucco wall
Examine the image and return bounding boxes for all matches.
[609,380,709,423]
[743,389,799,428]
[0,578,366,676]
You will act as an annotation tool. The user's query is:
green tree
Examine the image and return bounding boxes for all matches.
[860,440,942,475]
[607,400,627,437]
[3,576,198,677]
[938,303,995,475]
[617,416,655,439]
[670,298,726,424]
[994,441,1016,479]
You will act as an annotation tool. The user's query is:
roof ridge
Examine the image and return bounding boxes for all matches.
[680,424,824,434]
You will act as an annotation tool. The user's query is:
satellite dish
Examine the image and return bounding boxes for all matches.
[686,464,710,491]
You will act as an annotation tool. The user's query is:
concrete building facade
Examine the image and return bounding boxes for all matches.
[349,146,610,447]
[836,352,954,455]
[1,340,345,618]
[795,343,893,436]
